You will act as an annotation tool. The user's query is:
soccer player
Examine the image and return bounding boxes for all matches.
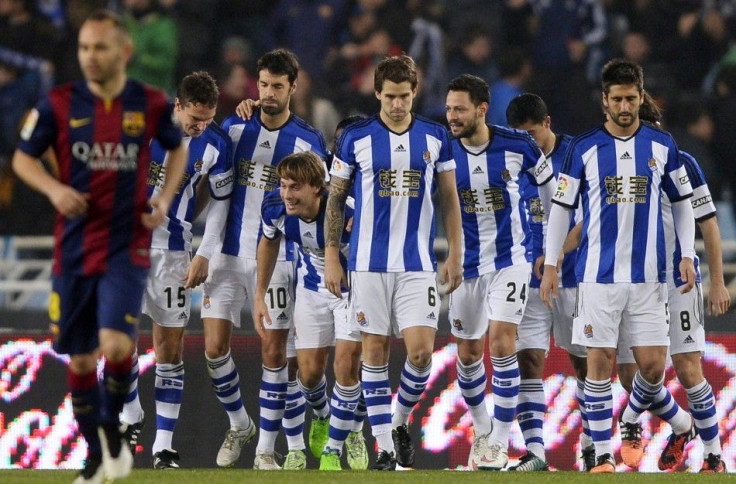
[119,71,234,469]
[540,59,697,473]
[254,151,367,471]
[11,9,185,483]
[324,55,464,471]
[613,99,729,473]
[203,48,328,469]
[504,93,590,471]
[445,77,555,471]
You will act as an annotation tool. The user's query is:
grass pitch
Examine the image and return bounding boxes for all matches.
[2,469,732,484]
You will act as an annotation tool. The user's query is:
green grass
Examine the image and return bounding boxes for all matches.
[1,469,732,484]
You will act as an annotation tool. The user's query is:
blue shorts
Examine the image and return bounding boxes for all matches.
[50,265,148,355]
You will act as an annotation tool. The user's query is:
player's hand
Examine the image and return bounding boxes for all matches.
[534,255,546,279]
[183,255,209,289]
[252,298,271,338]
[48,184,89,218]
[440,253,463,294]
[707,280,731,316]
[346,216,354,233]
[324,254,348,299]
[235,99,260,120]
[679,257,696,294]
[540,264,559,309]
[142,195,170,229]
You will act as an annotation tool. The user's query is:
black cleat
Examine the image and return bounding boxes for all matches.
[581,444,596,472]
[391,425,415,467]
[120,413,145,455]
[371,450,397,471]
[72,455,103,484]
[153,449,181,469]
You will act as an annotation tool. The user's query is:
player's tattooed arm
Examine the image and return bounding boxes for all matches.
[325,176,351,248]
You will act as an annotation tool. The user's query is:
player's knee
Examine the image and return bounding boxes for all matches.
[517,350,545,379]
[204,340,230,359]
[672,353,704,388]
[408,348,432,368]
[333,356,359,386]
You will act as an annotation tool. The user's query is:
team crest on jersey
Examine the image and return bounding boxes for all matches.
[356,311,368,327]
[584,324,593,339]
[501,169,511,182]
[194,160,203,172]
[122,111,145,137]
[453,319,464,332]
[648,158,657,172]
[203,296,211,309]
[423,150,431,163]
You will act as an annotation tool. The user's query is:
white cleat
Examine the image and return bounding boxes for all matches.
[479,441,508,471]
[216,422,257,467]
[98,425,133,481]
[253,451,282,470]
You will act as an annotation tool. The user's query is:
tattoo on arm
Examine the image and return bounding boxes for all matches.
[325,177,351,248]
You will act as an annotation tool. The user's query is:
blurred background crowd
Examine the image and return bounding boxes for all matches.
[3,0,736,236]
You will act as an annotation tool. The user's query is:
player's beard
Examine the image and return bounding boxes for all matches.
[454,118,479,140]
[607,107,636,128]
[261,99,286,116]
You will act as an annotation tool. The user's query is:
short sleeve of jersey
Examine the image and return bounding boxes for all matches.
[155,101,183,151]
[435,129,456,173]
[680,151,715,221]
[17,98,56,158]
[330,128,355,180]
[205,129,234,200]
[522,134,554,186]
[552,140,583,208]
[661,136,692,203]
[261,190,286,240]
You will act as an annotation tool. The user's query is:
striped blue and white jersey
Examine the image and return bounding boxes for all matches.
[261,189,353,293]
[552,123,693,283]
[221,110,328,260]
[664,151,715,287]
[528,134,579,289]
[454,125,554,280]
[330,114,455,272]
[148,123,233,252]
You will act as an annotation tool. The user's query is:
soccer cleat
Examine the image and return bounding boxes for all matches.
[253,451,282,470]
[467,432,493,470]
[309,416,330,458]
[319,448,342,471]
[590,453,615,473]
[619,420,644,467]
[478,441,508,471]
[371,450,396,471]
[508,452,549,471]
[345,430,369,470]
[391,424,415,468]
[700,453,727,473]
[152,449,180,469]
[581,444,596,472]
[119,412,145,456]
[216,423,256,467]
[282,449,307,470]
[658,420,697,471]
[98,424,133,480]
[73,455,104,484]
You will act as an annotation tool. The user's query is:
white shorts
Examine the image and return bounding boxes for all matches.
[449,264,531,340]
[618,283,705,364]
[350,271,439,337]
[293,287,361,350]
[572,282,669,349]
[517,287,585,358]
[142,249,192,327]
[201,253,295,329]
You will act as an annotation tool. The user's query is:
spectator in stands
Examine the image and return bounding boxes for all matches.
[0,0,59,60]
[123,0,178,94]
[290,69,341,142]
[487,48,531,127]
[446,25,499,87]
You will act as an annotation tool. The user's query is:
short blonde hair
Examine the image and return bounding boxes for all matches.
[277,151,326,193]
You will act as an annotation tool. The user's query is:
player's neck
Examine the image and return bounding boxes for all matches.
[605,118,640,138]
[380,111,413,133]
[461,124,490,147]
[261,109,291,130]
[86,74,127,101]
[301,197,322,222]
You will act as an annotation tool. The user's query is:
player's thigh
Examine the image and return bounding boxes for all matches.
[50,274,98,355]
[448,274,491,340]
[201,253,248,327]
[668,283,705,356]
[551,287,586,358]
[518,287,551,353]
[293,288,336,350]
[350,271,392,336]
[142,249,192,328]
[97,264,148,340]
[572,282,627,348]
[623,282,670,348]
[393,271,440,333]
[485,264,531,325]
[249,259,297,331]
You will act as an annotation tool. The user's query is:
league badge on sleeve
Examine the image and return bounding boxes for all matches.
[20,109,39,141]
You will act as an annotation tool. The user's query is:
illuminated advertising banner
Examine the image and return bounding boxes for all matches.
[1,335,734,471]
